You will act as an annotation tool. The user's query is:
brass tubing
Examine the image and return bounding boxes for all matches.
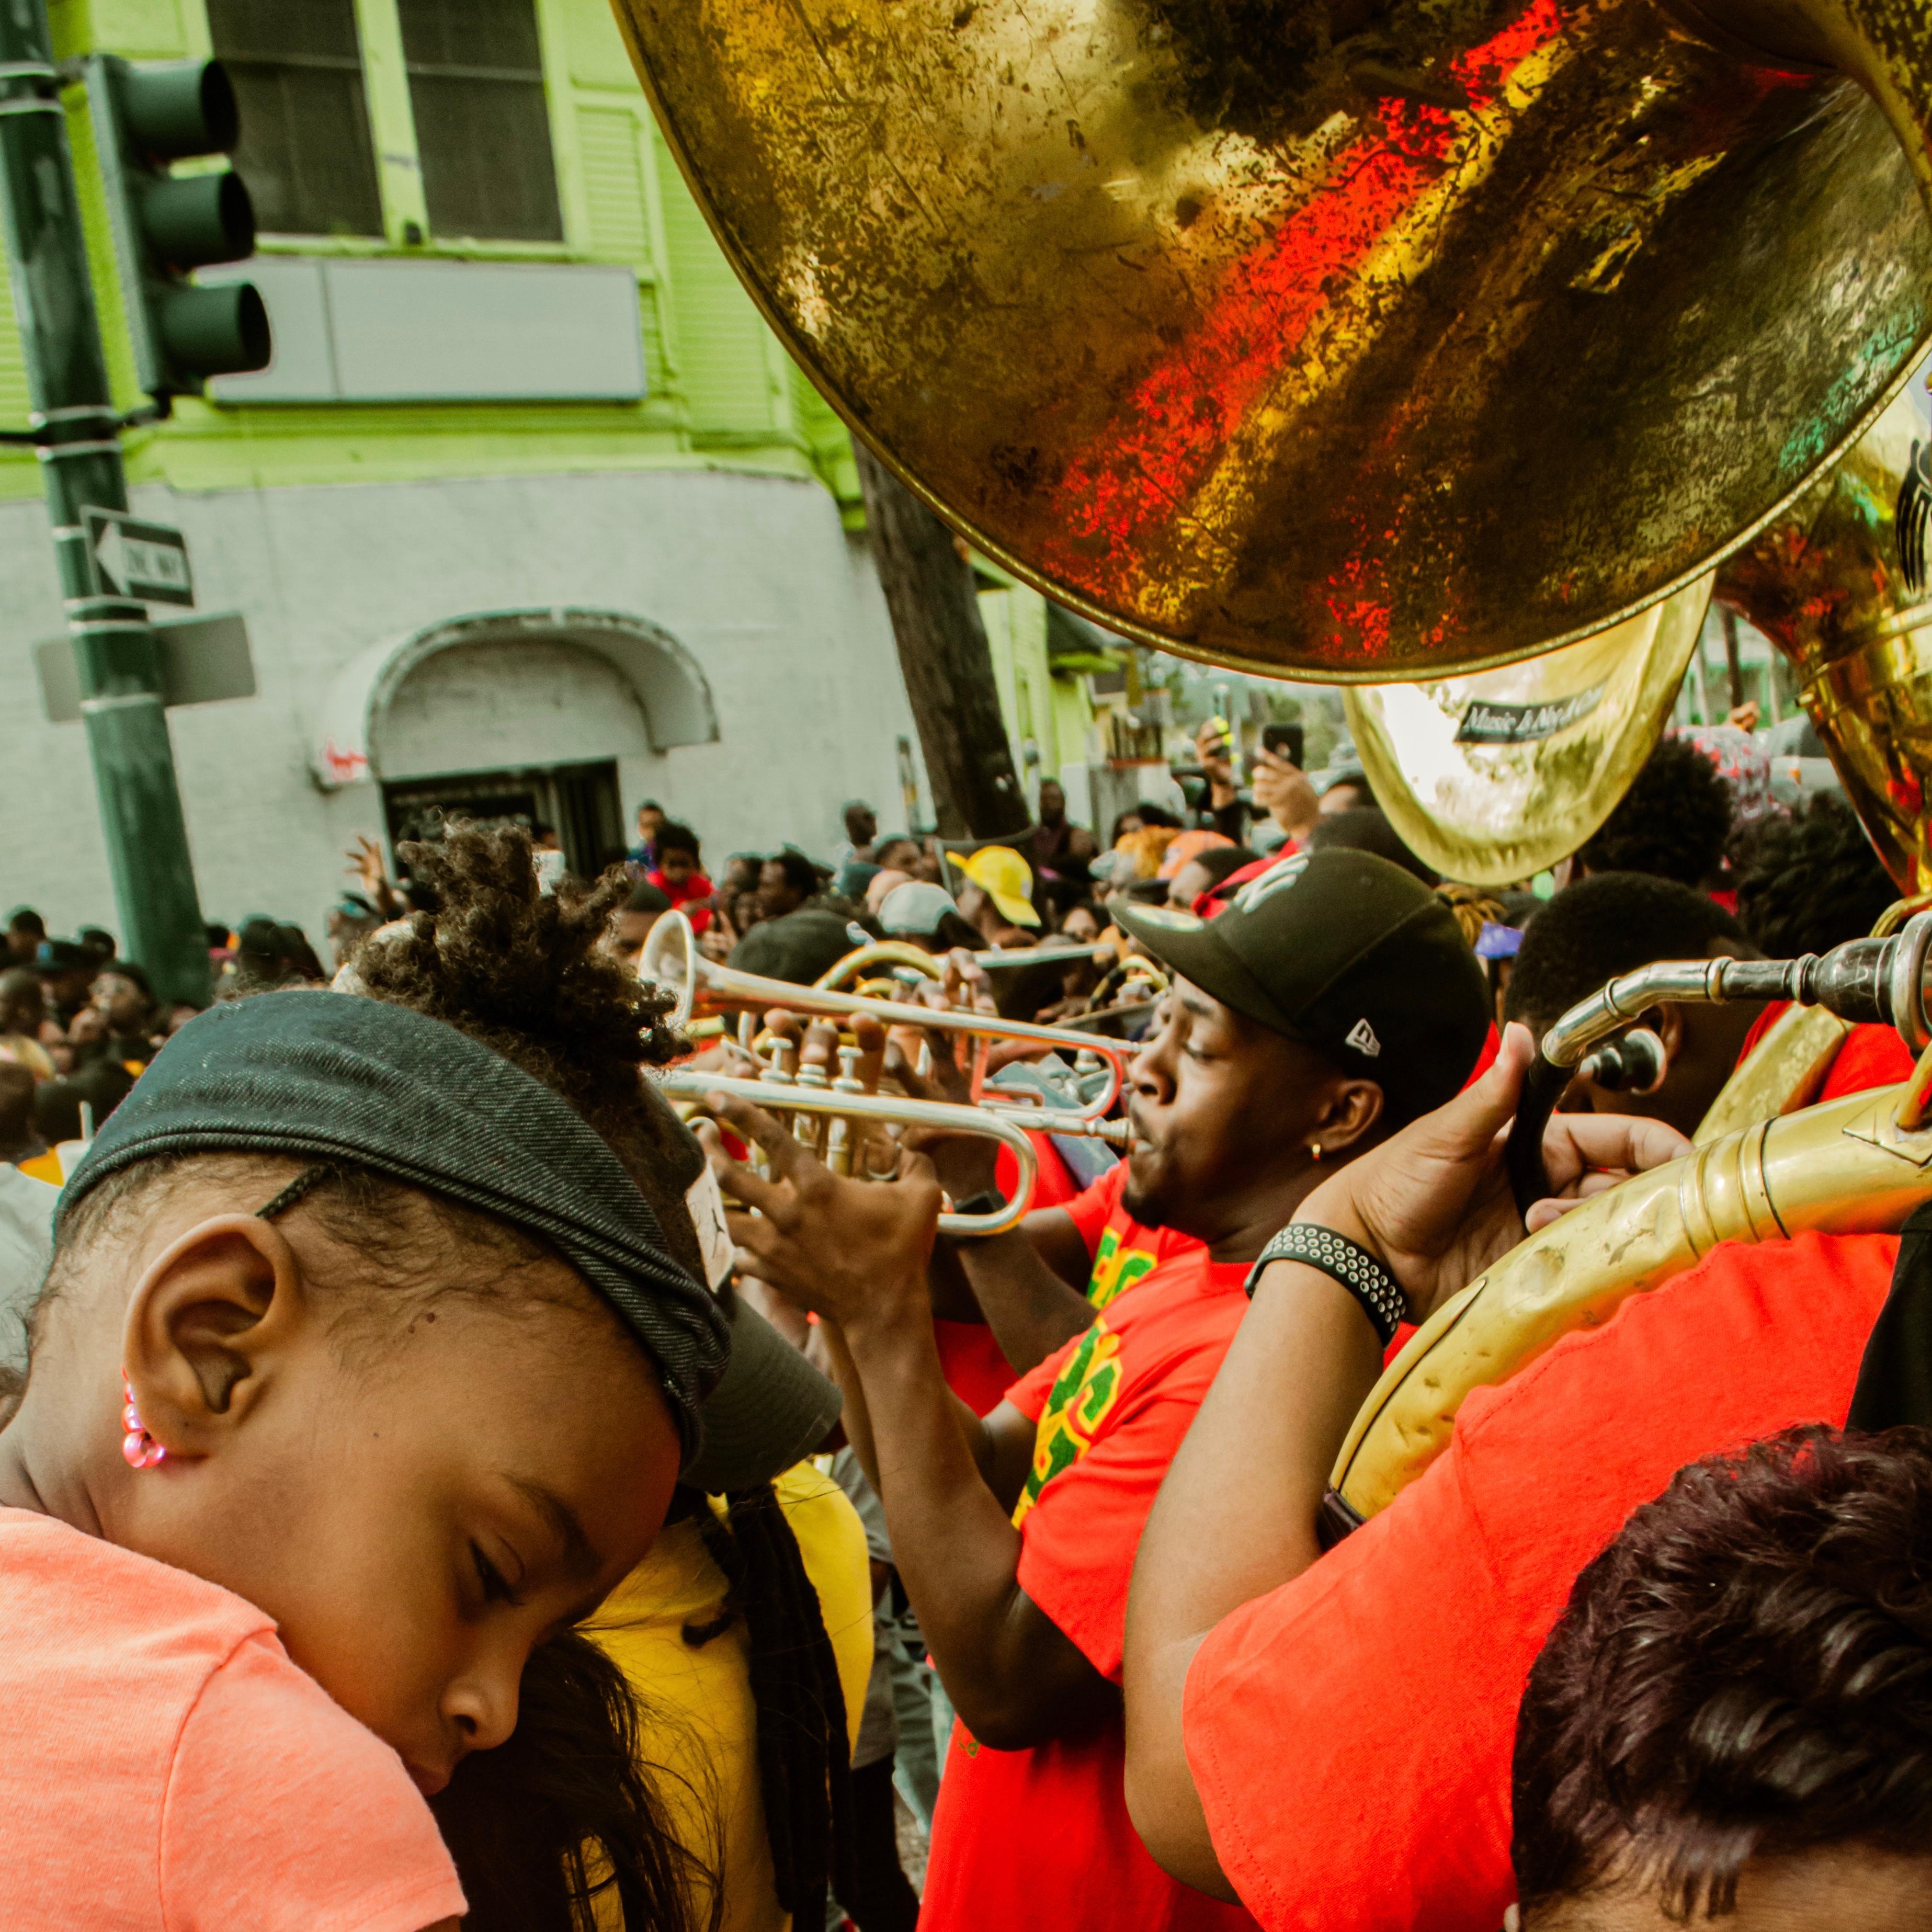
[1334,1074,1932,1519]
[643,912,1132,1120]
[1510,914,1932,1209]
[660,1067,1045,1236]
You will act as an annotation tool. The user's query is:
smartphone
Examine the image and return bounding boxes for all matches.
[1262,722,1305,767]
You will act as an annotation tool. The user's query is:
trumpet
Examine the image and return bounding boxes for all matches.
[657,1049,1128,1236]
[642,913,1133,1122]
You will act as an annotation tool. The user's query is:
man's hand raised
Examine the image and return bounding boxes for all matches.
[699,1091,942,1343]
[1291,1022,1690,1323]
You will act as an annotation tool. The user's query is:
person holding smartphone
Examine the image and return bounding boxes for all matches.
[1248,724,1322,856]
[1192,718,1251,845]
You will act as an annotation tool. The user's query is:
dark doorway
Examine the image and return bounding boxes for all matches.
[382,759,624,881]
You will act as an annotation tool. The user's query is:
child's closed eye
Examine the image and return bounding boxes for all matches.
[470,1543,522,1609]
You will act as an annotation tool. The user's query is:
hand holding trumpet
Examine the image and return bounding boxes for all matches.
[699,1089,942,1343]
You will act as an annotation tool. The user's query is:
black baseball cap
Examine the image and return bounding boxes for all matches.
[32,939,89,974]
[1113,849,1490,1123]
[729,908,860,986]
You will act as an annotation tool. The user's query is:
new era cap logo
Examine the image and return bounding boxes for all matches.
[1345,1018,1381,1058]
[1231,853,1308,915]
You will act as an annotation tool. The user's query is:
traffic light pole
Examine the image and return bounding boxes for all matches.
[0,5,209,1004]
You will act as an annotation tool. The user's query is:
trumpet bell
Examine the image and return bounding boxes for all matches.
[615,0,1932,677]
[1345,577,1711,886]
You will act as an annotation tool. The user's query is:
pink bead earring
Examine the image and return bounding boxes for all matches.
[120,1374,166,1470]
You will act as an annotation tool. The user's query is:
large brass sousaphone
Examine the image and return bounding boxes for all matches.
[615,0,1932,678]
[1351,374,1932,886]
[1332,919,1932,1524]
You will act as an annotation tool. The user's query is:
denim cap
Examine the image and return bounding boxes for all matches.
[60,991,734,1467]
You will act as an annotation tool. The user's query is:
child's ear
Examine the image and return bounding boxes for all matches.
[121,1214,309,1457]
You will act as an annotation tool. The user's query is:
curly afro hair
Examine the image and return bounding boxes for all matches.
[1577,735,1733,888]
[1734,792,1899,959]
[1504,873,1744,1033]
[345,820,703,1279]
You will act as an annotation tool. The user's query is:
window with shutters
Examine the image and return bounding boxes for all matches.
[206,0,384,238]
[396,0,564,243]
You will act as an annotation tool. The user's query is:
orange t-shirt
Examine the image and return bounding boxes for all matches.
[920,1247,1258,1932]
[1181,1231,1899,1931]
[0,1507,467,1931]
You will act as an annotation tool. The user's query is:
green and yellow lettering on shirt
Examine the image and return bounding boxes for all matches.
[1087,1225,1160,1312]
[1013,1318,1124,1525]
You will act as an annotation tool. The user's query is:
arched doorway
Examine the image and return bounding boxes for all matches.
[310,608,719,876]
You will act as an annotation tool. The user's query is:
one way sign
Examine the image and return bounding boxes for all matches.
[83,507,195,607]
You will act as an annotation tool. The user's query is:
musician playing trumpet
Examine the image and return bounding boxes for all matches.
[698,850,1489,1932]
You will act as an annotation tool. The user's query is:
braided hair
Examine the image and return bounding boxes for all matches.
[687,1490,859,1923]
[349,822,855,1924]
[1433,881,1508,949]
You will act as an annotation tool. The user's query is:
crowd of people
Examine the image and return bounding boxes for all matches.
[2,721,1929,1932]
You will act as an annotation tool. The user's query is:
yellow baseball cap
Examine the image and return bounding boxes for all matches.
[946,845,1041,927]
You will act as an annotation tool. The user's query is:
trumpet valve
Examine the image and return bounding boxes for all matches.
[833,1044,865,1095]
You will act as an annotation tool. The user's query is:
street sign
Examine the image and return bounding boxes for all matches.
[82,506,195,606]
[35,611,254,723]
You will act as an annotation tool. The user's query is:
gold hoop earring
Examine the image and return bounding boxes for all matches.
[1310,1141,1322,1163]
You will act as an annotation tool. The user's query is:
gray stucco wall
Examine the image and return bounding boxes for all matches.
[0,467,925,951]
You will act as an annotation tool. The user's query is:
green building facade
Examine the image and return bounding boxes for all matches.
[1,0,1103,945]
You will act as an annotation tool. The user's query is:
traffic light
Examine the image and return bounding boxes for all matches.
[85,56,271,402]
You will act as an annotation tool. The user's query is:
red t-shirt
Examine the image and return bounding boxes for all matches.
[934,1321,1018,1418]
[919,1247,1259,1932]
[1467,1020,1501,1085]
[648,868,714,936]
[996,1130,1079,1215]
[938,1134,1087,1416]
[1060,1159,1203,1311]
[1181,1230,1899,1931]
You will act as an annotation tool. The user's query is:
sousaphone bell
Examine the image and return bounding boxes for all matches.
[613,0,1932,678]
